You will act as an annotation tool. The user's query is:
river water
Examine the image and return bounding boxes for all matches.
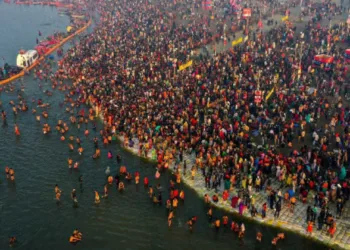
[0,2,328,250]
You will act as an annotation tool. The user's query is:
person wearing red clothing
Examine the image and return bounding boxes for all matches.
[307,221,313,235]
[222,190,229,201]
[143,177,149,186]
[262,203,267,218]
[328,221,336,238]
[309,179,315,190]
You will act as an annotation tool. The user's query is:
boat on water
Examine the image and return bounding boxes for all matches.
[0,64,22,81]
[0,18,92,85]
[35,37,60,55]
[16,50,39,68]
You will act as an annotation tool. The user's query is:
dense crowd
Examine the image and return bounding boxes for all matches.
[54,0,349,238]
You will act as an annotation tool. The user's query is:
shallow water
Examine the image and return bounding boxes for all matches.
[0,3,329,250]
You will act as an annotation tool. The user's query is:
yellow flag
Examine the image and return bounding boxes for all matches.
[179,60,193,71]
[232,37,243,47]
[281,16,289,22]
[265,88,275,101]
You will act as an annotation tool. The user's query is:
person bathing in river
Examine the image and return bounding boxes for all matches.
[94,191,100,204]
[105,166,111,176]
[135,172,140,185]
[107,150,113,159]
[1,110,7,127]
[9,168,15,181]
[73,162,79,169]
[54,186,61,201]
[158,192,162,205]
[125,172,132,182]
[103,184,108,198]
[214,218,221,232]
[1,110,6,120]
[148,185,153,198]
[71,189,78,205]
[118,181,125,191]
[152,194,159,204]
[68,158,73,168]
[5,166,9,179]
[239,223,245,239]
[256,232,262,242]
[73,229,82,239]
[69,234,81,244]
[187,216,197,233]
[207,207,213,221]
[168,210,174,227]
[9,236,17,247]
[55,184,61,194]
[14,124,20,136]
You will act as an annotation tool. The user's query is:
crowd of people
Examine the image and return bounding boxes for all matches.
[51,0,350,240]
[1,0,350,247]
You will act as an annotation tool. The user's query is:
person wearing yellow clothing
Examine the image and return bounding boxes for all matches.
[290,196,296,213]
[168,210,175,227]
[214,218,221,232]
[172,197,178,208]
[69,229,82,244]
[94,191,100,204]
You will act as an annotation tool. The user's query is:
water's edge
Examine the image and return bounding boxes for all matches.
[114,132,346,250]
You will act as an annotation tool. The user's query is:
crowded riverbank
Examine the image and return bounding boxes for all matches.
[61,0,349,248]
[1,0,350,249]
[119,27,350,249]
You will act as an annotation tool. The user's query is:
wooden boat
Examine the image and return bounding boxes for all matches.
[0,19,92,85]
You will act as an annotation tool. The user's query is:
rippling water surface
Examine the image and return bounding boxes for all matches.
[0,2,328,250]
